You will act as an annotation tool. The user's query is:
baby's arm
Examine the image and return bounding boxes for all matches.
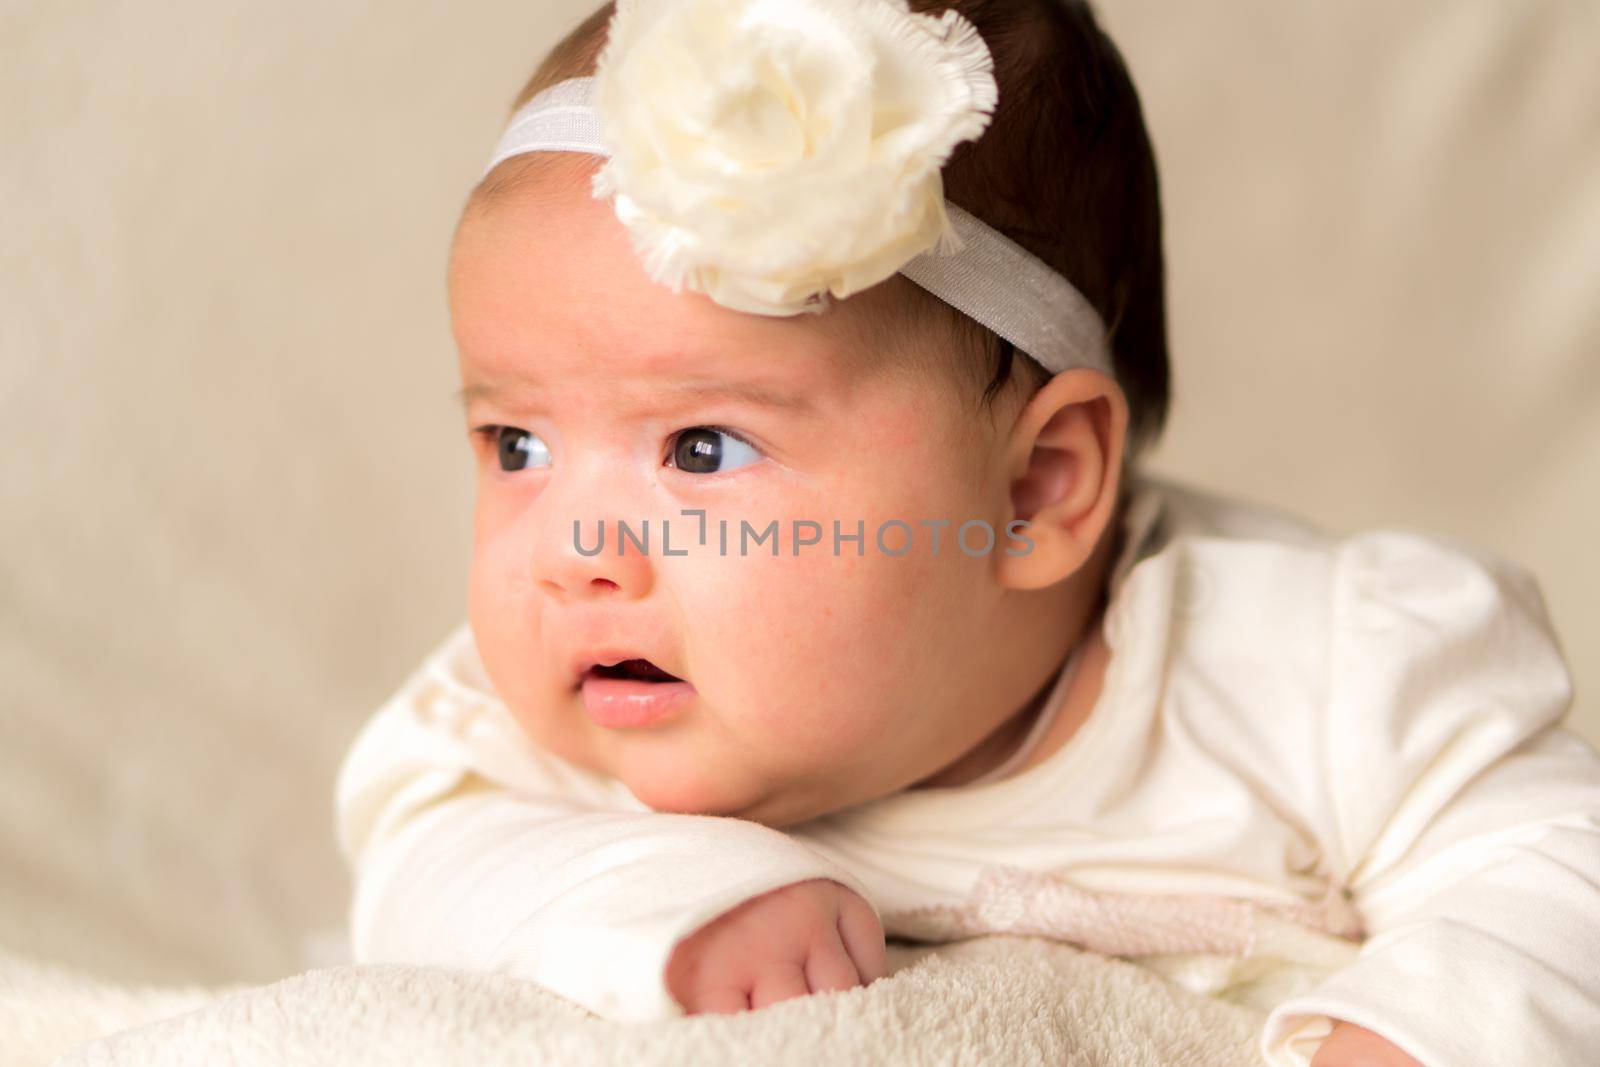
[1260,533,1600,1067]
[334,638,882,1022]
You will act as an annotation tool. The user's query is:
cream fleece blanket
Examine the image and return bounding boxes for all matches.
[3,922,1360,1067]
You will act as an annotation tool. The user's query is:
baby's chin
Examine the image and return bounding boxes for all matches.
[621,765,769,821]
[619,760,855,830]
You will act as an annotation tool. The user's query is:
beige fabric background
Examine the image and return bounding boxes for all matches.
[2,0,1595,991]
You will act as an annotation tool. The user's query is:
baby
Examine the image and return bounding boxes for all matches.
[333,2,1600,1065]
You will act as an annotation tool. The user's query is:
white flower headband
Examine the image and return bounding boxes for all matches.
[480,0,1112,377]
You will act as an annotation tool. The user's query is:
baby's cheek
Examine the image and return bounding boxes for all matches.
[703,550,941,750]
[687,557,853,706]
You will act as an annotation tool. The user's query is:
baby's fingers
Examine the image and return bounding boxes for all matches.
[750,963,810,1010]
[687,986,749,1015]
[804,933,863,994]
[835,892,887,984]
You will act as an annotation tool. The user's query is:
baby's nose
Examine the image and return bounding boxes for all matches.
[532,515,656,604]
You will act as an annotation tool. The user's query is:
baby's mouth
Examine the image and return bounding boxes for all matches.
[586,658,684,684]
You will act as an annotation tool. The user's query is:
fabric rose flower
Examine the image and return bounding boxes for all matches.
[588,0,1000,316]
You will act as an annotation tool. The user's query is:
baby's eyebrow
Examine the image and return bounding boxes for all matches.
[657,379,816,414]
[455,378,816,415]
[454,382,519,409]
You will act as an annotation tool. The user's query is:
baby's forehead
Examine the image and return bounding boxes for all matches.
[454,164,943,390]
[458,162,997,426]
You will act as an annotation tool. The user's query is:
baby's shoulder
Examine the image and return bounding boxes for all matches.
[1106,477,1572,794]
[1128,474,1553,642]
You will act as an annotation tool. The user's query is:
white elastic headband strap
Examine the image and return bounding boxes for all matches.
[482,76,1112,377]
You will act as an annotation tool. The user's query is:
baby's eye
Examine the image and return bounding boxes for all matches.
[482,426,552,472]
[668,427,763,474]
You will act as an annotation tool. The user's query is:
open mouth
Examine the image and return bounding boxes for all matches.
[587,658,684,684]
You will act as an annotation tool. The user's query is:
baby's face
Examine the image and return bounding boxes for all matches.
[450,157,1041,827]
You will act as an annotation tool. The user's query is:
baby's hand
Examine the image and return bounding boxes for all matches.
[665,878,887,1014]
[1310,1020,1426,1067]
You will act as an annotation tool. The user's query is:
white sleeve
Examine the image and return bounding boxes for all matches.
[333,628,880,1023]
[1260,532,1600,1067]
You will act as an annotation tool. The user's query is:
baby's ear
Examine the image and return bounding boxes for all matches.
[995,368,1128,591]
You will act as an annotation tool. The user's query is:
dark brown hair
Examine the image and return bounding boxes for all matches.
[476,1,1171,460]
